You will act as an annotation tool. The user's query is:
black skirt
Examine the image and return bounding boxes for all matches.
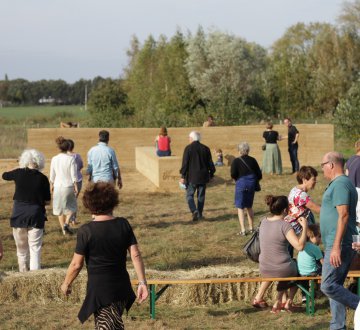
[10,200,47,229]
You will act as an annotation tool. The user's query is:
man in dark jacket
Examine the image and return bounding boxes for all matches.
[180,131,216,221]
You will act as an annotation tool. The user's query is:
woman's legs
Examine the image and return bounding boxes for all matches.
[285,286,298,309]
[94,301,125,330]
[254,281,271,302]
[12,228,29,272]
[58,214,73,234]
[246,208,254,231]
[237,208,246,233]
[28,228,43,270]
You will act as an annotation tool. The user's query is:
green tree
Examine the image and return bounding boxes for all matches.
[185,28,267,124]
[88,79,131,127]
[334,79,360,141]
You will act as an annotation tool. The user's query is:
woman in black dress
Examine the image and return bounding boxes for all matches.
[61,182,148,329]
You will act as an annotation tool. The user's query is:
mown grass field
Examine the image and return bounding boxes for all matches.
[0,165,357,329]
[0,107,357,328]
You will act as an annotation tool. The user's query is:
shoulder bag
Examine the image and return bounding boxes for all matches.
[238,157,261,192]
[243,225,261,263]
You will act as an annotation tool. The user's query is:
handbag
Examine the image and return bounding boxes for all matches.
[238,157,261,192]
[262,144,266,151]
[243,226,261,262]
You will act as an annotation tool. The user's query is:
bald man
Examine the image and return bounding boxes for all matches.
[320,151,359,330]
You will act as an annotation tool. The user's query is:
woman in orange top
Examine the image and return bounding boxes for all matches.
[155,126,171,157]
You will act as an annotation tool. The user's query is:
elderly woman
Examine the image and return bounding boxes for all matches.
[2,149,51,272]
[155,126,171,157]
[255,195,307,313]
[262,121,282,175]
[230,142,262,236]
[50,136,78,235]
[61,182,148,329]
[286,166,321,234]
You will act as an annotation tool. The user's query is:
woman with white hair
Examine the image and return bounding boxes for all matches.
[230,142,262,236]
[2,149,51,272]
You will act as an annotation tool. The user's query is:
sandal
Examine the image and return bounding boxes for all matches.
[252,298,268,308]
[270,306,282,314]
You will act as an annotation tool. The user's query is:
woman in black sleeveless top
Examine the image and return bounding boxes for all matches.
[262,122,283,175]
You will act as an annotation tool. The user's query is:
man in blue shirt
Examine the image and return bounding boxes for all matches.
[320,151,359,330]
[86,130,122,189]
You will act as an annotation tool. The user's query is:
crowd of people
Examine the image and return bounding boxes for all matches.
[0,120,359,329]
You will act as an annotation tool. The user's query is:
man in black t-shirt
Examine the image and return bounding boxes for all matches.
[284,118,299,173]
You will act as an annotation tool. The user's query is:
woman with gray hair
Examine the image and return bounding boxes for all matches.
[2,149,51,271]
[230,142,262,236]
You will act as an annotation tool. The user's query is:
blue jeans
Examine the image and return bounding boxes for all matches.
[156,150,171,157]
[186,183,206,216]
[288,143,299,173]
[321,246,359,330]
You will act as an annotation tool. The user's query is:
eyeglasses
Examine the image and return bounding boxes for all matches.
[321,161,331,168]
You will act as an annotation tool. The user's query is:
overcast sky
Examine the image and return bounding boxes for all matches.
[0,0,343,83]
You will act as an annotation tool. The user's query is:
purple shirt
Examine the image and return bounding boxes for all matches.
[72,153,83,182]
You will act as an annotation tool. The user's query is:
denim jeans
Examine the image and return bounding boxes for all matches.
[288,143,299,173]
[321,246,359,330]
[186,183,206,216]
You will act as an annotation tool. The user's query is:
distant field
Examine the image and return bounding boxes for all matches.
[0,105,89,130]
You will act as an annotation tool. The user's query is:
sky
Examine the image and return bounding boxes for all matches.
[0,0,344,83]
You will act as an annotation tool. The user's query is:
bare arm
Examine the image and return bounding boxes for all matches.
[60,253,84,295]
[305,200,321,214]
[330,204,349,268]
[129,244,148,303]
[117,168,122,189]
[285,217,308,251]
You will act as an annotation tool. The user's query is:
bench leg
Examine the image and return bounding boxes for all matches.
[150,284,156,319]
[310,280,315,316]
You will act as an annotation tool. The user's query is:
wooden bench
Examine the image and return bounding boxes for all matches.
[132,271,360,319]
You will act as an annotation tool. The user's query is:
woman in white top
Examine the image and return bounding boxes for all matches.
[50,136,78,235]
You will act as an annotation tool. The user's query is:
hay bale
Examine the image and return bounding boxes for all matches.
[0,266,317,306]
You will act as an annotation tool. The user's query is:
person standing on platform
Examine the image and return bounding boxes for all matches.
[180,131,215,221]
[87,130,123,189]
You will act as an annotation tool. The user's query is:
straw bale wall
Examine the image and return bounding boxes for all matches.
[27,124,334,170]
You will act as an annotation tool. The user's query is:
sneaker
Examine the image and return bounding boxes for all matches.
[192,211,199,221]
[63,224,73,235]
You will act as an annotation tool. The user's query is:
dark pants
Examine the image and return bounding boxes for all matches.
[288,143,299,173]
[186,183,206,216]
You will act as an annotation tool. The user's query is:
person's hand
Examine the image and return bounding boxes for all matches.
[117,179,123,189]
[352,242,360,251]
[60,283,72,296]
[137,284,149,303]
[330,246,342,268]
[298,216,308,229]
[179,178,185,185]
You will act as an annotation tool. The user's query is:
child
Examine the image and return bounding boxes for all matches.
[297,224,323,302]
[214,149,224,166]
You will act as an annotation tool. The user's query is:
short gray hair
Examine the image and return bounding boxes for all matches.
[189,131,201,142]
[238,142,250,156]
[19,149,45,171]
